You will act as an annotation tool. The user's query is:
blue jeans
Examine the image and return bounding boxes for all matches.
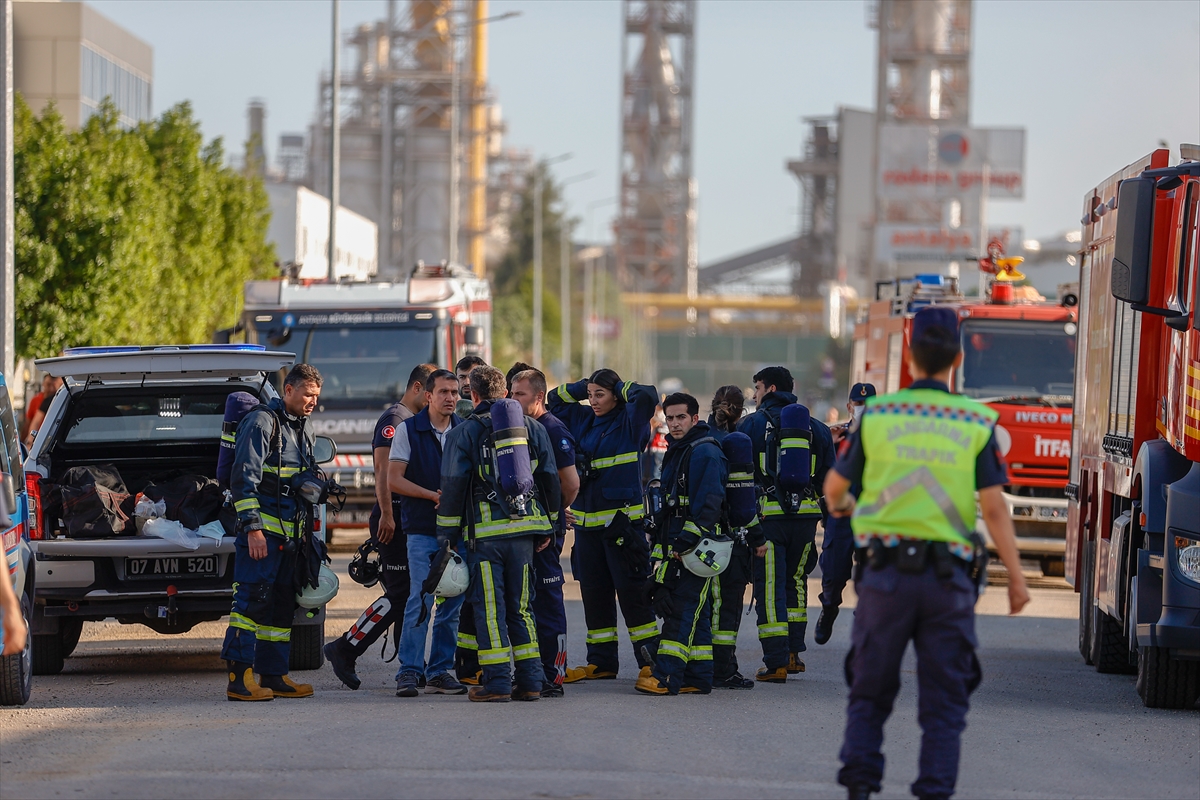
[397,534,466,680]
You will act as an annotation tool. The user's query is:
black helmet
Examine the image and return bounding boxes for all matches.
[348,540,381,588]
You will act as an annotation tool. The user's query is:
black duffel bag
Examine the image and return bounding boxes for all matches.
[52,464,134,538]
[143,474,224,530]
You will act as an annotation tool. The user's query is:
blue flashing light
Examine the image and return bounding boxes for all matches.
[64,344,266,355]
[913,274,945,286]
[64,346,143,355]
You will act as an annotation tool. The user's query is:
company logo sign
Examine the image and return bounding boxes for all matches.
[1013,411,1073,424]
[1033,435,1071,458]
[938,132,969,164]
[312,418,376,436]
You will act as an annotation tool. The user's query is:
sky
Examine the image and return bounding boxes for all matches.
[89,0,1200,265]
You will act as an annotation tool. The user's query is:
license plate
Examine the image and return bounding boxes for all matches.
[125,555,218,580]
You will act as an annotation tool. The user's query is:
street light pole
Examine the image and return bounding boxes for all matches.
[1,0,12,388]
[556,171,595,377]
[531,152,571,367]
[328,0,341,282]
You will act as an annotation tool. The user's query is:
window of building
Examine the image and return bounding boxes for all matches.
[80,44,151,128]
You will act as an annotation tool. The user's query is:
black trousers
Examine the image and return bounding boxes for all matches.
[340,503,409,657]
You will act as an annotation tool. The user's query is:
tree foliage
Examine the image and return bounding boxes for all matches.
[14,96,275,358]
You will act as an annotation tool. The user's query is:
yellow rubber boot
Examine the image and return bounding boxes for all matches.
[563,664,617,683]
[756,666,788,683]
[787,653,806,674]
[634,673,670,695]
[226,662,273,702]
[258,673,314,698]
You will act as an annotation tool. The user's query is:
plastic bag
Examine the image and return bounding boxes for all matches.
[141,517,202,551]
[134,495,166,520]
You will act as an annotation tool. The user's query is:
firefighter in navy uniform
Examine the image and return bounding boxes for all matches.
[436,366,562,702]
[324,363,435,689]
[705,385,757,690]
[814,382,876,646]
[221,364,323,701]
[549,369,661,682]
[736,366,834,681]
[825,307,1030,800]
[509,366,580,697]
[637,392,727,696]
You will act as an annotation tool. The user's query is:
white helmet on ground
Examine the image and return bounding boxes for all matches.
[681,535,734,577]
[296,563,340,608]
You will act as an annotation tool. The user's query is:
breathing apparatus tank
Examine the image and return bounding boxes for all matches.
[721,432,758,529]
[490,398,535,519]
[217,392,259,487]
[775,403,813,513]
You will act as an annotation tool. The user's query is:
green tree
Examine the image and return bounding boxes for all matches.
[13,96,274,358]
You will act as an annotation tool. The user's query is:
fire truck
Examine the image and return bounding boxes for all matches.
[223,262,492,527]
[851,272,1078,574]
[1068,146,1200,709]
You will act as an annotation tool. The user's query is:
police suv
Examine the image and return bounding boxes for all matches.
[24,346,336,675]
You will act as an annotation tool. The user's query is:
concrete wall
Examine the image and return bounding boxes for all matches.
[14,1,152,128]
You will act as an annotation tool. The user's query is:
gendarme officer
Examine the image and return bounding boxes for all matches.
[823,307,1030,800]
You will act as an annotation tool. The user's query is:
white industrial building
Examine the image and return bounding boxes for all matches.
[266,184,378,282]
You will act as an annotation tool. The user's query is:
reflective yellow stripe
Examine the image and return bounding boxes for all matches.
[712,630,738,645]
[683,520,704,537]
[263,465,301,477]
[234,498,260,512]
[780,438,809,449]
[591,452,639,469]
[729,471,754,482]
[629,621,658,642]
[259,513,297,538]
[513,642,540,661]
[518,564,537,651]
[256,625,290,642]
[436,515,462,528]
[586,627,618,644]
[556,384,577,403]
[474,515,554,538]
[495,435,528,448]
[479,647,511,665]
[764,541,779,625]
[659,639,689,660]
[791,540,812,622]
[760,497,822,517]
[221,433,236,444]
[689,645,713,661]
[457,633,479,650]
[575,505,645,528]
[229,612,256,632]
[758,622,788,638]
[481,561,503,651]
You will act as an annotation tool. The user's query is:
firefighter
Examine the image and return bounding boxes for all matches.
[324,363,436,689]
[221,364,323,701]
[389,369,468,698]
[705,385,756,690]
[814,382,876,646]
[549,369,660,681]
[825,307,1030,800]
[736,366,835,681]
[638,392,726,695]
[436,366,561,702]
[509,367,580,697]
[451,355,488,681]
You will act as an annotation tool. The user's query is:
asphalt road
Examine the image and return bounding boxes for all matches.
[1,551,1197,800]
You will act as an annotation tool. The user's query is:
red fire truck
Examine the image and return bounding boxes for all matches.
[852,273,1078,573]
[1068,147,1200,709]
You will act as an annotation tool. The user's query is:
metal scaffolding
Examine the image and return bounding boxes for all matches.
[307,0,496,280]
[614,0,695,294]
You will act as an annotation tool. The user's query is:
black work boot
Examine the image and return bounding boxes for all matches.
[846,786,872,800]
[226,661,273,701]
[814,605,839,645]
[324,638,361,690]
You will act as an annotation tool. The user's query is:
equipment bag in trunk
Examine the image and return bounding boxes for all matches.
[52,464,134,538]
